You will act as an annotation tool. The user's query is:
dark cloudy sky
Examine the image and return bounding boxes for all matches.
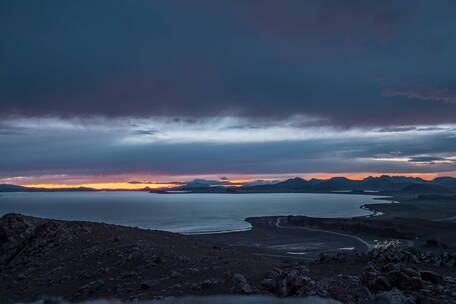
[1,0,456,185]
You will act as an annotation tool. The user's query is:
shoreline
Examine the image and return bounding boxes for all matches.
[197,195,456,257]
[195,216,372,260]
[0,191,385,236]
[3,193,456,260]
[191,201,387,255]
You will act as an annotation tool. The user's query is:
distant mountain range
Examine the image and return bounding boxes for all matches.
[0,184,97,192]
[2,175,456,194]
[161,175,456,194]
[0,184,28,192]
[241,175,456,194]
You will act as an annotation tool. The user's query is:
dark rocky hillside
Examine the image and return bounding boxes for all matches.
[1,214,456,304]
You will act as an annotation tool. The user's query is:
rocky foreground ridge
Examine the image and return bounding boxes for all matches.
[1,214,455,304]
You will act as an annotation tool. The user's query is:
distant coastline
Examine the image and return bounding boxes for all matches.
[3,175,456,195]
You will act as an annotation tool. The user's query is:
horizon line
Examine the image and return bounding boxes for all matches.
[7,173,455,190]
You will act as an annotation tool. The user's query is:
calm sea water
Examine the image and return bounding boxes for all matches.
[0,192,382,234]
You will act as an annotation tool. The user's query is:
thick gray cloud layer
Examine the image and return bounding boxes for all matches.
[1,118,455,179]
[1,0,456,126]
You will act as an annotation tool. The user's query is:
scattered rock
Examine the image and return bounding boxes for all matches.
[231,273,252,294]
[200,279,214,289]
[261,278,276,290]
[2,214,455,304]
[374,288,408,304]
[370,276,392,292]
[141,280,158,290]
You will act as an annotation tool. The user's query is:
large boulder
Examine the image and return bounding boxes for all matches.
[420,271,444,284]
[369,276,392,292]
[231,274,252,294]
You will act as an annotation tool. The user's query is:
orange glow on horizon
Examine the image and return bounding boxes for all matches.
[21,182,181,190]
[226,179,251,183]
[17,172,450,189]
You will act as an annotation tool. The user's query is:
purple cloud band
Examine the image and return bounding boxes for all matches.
[385,89,456,104]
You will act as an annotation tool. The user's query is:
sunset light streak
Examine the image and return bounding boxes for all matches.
[21,182,182,190]
[15,172,451,190]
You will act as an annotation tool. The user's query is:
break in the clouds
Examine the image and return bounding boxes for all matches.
[1,1,456,183]
[1,116,456,182]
